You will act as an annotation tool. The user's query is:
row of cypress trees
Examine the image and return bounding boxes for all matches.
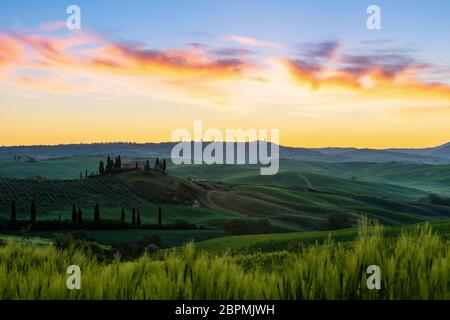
[9,200,163,227]
[151,158,167,172]
[121,207,162,226]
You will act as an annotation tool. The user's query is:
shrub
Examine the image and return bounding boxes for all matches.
[139,234,163,248]
[326,213,353,230]
[53,233,73,250]
[426,193,450,206]
[53,232,105,260]
[111,241,143,260]
[71,230,93,241]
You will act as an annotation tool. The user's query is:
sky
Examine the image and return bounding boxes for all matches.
[0,0,449,148]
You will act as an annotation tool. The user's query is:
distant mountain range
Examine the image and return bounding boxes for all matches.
[1,142,450,164]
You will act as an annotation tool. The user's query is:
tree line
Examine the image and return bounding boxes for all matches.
[9,200,164,227]
[76,156,168,179]
[97,155,167,176]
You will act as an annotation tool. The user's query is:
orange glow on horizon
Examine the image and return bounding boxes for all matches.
[1,29,449,148]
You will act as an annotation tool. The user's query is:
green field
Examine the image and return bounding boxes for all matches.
[1,229,225,247]
[1,222,449,300]
[2,156,450,250]
[0,156,102,179]
[195,219,450,252]
[2,169,450,233]
[3,156,450,196]
[1,153,450,300]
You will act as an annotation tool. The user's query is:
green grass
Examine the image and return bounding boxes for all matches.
[25,229,226,247]
[276,160,450,195]
[195,219,450,252]
[0,156,101,179]
[118,170,205,205]
[171,164,429,199]
[0,222,449,299]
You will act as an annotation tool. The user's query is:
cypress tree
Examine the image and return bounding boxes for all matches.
[158,206,162,227]
[106,155,111,173]
[30,200,36,222]
[137,211,141,227]
[155,158,160,169]
[72,204,77,223]
[77,207,83,224]
[145,160,150,170]
[11,200,16,222]
[132,208,136,225]
[99,161,105,175]
[162,159,167,172]
[94,203,100,222]
[121,208,125,223]
[117,155,122,168]
[85,169,88,179]
[135,162,139,170]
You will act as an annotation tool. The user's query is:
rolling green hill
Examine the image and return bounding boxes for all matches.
[170,161,450,195]
[2,155,449,196]
[195,219,450,252]
[282,161,450,195]
[0,155,102,179]
[2,169,450,233]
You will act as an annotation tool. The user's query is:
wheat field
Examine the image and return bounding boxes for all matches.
[0,222,449,300]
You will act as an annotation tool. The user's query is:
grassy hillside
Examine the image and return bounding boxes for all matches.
[0,156,101,179]
[116,171,450,230]
[6,229,226,247]
[279,160,450,195]
[2,155,449,196]
[118,170,205,205]
[2,169,450,233]
[168,160,450,196]
[195,219,450,252]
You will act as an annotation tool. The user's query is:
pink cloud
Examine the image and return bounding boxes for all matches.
[39,21,67,32]
[224,35,284,50]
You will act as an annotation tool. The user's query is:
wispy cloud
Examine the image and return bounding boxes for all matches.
[298,41,341,59]
[224,35,284,50]
[38,21,67,32]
